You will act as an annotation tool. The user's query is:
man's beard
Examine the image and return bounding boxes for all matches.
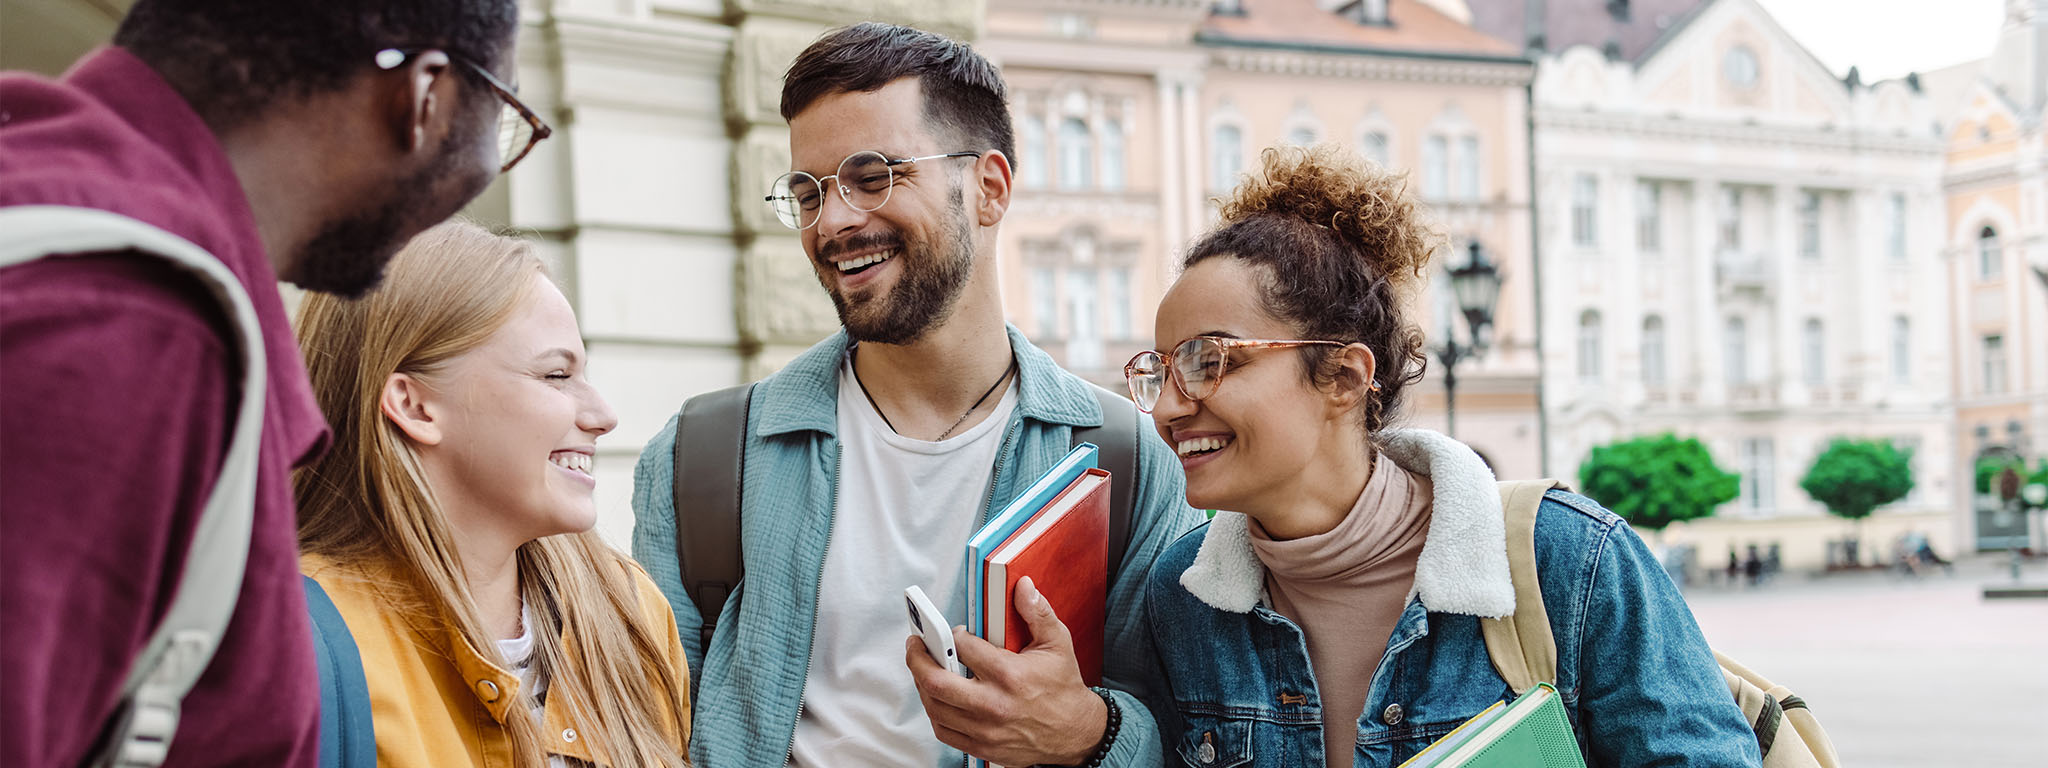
[288,131,482,299]
[821,183,976,346]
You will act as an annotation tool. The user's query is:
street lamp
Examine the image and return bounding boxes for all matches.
[1433,241,1504,439]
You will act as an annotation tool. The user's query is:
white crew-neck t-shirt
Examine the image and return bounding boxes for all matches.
[787,357,1018,768]
[495,602,584,768]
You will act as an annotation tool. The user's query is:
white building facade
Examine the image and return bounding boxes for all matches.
[1529,0,1957,568]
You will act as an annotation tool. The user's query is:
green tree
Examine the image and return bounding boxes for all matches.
[1578,434,1741,537]
[1800,438,1914,544]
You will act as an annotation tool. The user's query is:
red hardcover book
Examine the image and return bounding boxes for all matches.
[983,468,1110,685]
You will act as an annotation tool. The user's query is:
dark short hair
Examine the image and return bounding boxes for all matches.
[114,0,519,129]
[780,23,1015,171]
[1185,144,1442,435]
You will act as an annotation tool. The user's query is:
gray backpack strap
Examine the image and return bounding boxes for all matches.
[670,383,754,651]
[1073,386,1139,574]
[0,206,267,768]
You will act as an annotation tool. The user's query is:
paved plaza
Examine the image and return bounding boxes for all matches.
[1683,556,2048,767]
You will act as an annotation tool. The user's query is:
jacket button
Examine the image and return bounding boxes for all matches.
[1382,703,1404,725]
[562,728,578,743]
[1196,740,1216,764]
[476,680,500,703]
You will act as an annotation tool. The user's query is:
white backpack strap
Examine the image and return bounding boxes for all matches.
[1480,479,1566,695]
[0,206,268,768]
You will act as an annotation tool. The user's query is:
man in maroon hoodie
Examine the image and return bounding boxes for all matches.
[0,1,534,764]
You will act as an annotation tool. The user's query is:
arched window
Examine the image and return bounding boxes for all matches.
[1058,117,1093,190]
[1361,130,1391,167]
[1577,310,1603,382]
[1020,116,1048,188]
[1285,126,1317,146]
[1100,119,1125,191]
[1211,124,1243,192]
[1641,315,1665,388]
[1979,226,2001,279]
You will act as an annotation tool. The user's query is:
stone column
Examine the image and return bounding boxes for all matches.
[725,0,983,379]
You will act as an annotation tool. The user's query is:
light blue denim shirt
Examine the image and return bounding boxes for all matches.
[632,325,1204,768]
[1140,429,1762,767]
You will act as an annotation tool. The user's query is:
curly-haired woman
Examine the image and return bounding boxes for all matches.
[1130,145,1758,767]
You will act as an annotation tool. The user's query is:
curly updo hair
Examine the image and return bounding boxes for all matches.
[1183,143,1442,435]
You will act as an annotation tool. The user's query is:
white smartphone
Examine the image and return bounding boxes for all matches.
[903,585,964,676]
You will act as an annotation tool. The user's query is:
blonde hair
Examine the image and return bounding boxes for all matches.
[294,220,688,768]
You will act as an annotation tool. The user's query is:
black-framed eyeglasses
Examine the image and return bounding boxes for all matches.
[374,48,552,174]
[764,150,982,230]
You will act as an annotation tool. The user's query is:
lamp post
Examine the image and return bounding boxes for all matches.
[1433,241,1504,440]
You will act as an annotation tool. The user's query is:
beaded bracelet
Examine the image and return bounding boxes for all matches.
[1074,686,1121,768]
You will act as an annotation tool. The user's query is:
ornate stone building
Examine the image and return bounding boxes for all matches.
[985,0,1545,480]
[1931,0,2048,551]
[1494,0,1958,567]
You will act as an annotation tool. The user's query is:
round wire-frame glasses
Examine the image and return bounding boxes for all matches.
[374,48,552,174]
[764,150,981,230]
[1124,336,1349,413]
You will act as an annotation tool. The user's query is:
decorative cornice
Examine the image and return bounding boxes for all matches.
[1203,40,1534,87]
[1943,162,2024,189]
[1533,110,1944,156]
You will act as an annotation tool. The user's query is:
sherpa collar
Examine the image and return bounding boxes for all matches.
[1177,428,1515,618]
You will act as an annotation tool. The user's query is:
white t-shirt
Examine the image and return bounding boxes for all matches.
[787,358,1018,768]
[496,602,583,768]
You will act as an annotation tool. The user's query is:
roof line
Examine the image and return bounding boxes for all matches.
[1630,0,1717,65]
[1195,31,1535,66]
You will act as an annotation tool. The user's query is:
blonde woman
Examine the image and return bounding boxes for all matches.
[295,220,690,768]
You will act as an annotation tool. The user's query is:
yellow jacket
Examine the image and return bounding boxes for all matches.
[301,553,691,767]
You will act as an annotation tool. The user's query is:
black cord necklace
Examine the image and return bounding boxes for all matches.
[852,345,1018,441]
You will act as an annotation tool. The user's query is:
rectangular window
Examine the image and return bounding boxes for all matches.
[1100,119,1125,191]
[1457,136,1481,200]
[1892,315,1911,386]
[1572,174,1598,248]
[1635,181,1661,254]
[1888,193,1907,262]
[1423,136,1448,199]
[1031,268,1059,338]
[1065,269,1101,370]
[1641,316,1666,388]
[1741,437,1776,516]
[1983,335,2007,395]
[1803,319,1826,388]
[1718,186,1742,253]
[1577,312,1603,383]
[1724,316,1748,388]
[1798,191,1822,260]
[1107,267,1132,341]
[1211,124,1243,193]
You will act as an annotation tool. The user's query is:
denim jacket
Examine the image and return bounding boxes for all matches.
[632,325,1204,768]
[1141,429,1761,767]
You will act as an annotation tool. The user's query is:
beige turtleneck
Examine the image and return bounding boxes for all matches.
[1248,451,1433,768]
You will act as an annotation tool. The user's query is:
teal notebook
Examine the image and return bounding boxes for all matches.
[1398,683,1585,768]
[963,443,1098,636]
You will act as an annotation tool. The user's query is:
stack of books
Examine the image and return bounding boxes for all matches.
[962,443,1111,685]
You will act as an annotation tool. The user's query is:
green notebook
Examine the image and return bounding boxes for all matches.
[1397,683,1585,768]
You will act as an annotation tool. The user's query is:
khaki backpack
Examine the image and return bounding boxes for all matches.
[1482,480,1841,768]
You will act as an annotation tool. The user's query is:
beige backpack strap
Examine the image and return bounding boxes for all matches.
[1716,651,1841,768]
[1480,480,1567,695]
